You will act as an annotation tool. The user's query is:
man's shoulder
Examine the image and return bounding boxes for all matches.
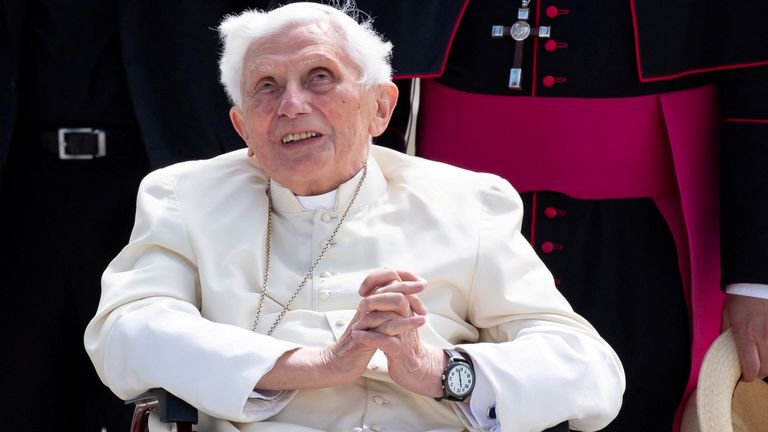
[148,148,257,180]
[140,148,265,195]
[371,145,515,195]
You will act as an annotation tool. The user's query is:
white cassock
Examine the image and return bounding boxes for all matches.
[84,145,625,432]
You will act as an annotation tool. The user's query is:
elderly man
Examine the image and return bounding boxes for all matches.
[84,3,624,431]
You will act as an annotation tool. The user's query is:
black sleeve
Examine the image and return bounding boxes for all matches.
[719,65,768,285]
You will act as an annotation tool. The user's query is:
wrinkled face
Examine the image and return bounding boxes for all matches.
[230,20,397,195]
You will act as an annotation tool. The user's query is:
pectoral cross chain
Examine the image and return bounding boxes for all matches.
[491,0,550,90]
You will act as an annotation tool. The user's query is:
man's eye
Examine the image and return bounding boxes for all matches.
[256,81,277,92]
[310,71,332,82]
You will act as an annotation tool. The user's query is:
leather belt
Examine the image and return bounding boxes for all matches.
[28,127,141,160]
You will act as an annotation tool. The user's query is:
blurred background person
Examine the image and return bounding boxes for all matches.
[0,1,267,430]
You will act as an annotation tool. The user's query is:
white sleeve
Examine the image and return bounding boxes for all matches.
[453,176,625,432]
[453,365,498,431]
[84,169,300,422]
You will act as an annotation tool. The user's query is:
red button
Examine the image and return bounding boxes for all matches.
[544,207,558,218]
[544,39,558,52]
[542,75,567,87]
[541,241,564,253]
[546,5,559,18]
[545,40,569,52]
[554,278,562,286]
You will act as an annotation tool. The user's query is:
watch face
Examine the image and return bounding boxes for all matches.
[446,363,474,397]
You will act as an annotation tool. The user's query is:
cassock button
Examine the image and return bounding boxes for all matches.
[321,213,332,223]
[544,39,558,52]
[545,5,559,18]
[542,75,566,87]
[541,241,564,253]
[544,206,558,218]
[544,40,568,52]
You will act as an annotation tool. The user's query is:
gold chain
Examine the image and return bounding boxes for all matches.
[252,164,368,335]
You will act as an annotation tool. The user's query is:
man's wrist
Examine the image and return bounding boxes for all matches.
[431,347,450,398]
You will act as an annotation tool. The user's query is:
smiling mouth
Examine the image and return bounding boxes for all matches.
[282,131,321,144]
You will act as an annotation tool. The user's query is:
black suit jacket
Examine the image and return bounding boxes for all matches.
[0,0,267,181]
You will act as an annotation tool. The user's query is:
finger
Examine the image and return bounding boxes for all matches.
[350,329,392,349]
[365,280,428,315]
[758,339,768,380]
[358,292,416,317]
[733,334,761,382]
[350,310,406,331]
[392,269,423,283]
[373,315,426,336]
[359,268,403,296]
[358,268,425,296]
[372,280,427,296]
[406,294,428,316]
[353,313,425,336]
[351,328,424,355]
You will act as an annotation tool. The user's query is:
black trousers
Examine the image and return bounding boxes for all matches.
[521,191,691,431]
[0,134,150,431]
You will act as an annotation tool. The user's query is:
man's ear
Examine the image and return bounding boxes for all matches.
[368,82,399,137]
[230,106,256,157]
[229,106,249,141]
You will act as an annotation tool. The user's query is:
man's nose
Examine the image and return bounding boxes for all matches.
[277,84,311,118]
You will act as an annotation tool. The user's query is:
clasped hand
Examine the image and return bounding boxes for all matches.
[330,268,446,398]
[256,268,447,397]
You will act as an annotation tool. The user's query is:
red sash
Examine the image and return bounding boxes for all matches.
[418,79,724,425]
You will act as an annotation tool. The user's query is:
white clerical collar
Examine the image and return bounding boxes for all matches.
[295,189,337,210]
[266,154,384,215]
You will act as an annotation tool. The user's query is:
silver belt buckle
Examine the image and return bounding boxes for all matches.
[58,128,106,160]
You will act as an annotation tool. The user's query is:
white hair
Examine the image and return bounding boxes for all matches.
[218,1,393,107]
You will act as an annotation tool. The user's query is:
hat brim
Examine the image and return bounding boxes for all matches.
[695,329,742,432]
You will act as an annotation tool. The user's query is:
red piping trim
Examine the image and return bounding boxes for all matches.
[723,118,768,124]
[393,72,443,80]
[629,0,768,82]
[639,60,768,83]
[392,0,469,80]
[531,0,542,96]
[530,191,538,246]
[629,0,646,84]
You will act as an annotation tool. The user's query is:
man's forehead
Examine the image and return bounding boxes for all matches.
[244,39,359,79]
[247,20,340,55]
[247,49,340,69]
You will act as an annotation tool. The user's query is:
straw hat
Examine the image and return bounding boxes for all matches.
[681,329,768,432]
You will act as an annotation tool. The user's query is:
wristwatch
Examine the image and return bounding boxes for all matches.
[437,348,475,402]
